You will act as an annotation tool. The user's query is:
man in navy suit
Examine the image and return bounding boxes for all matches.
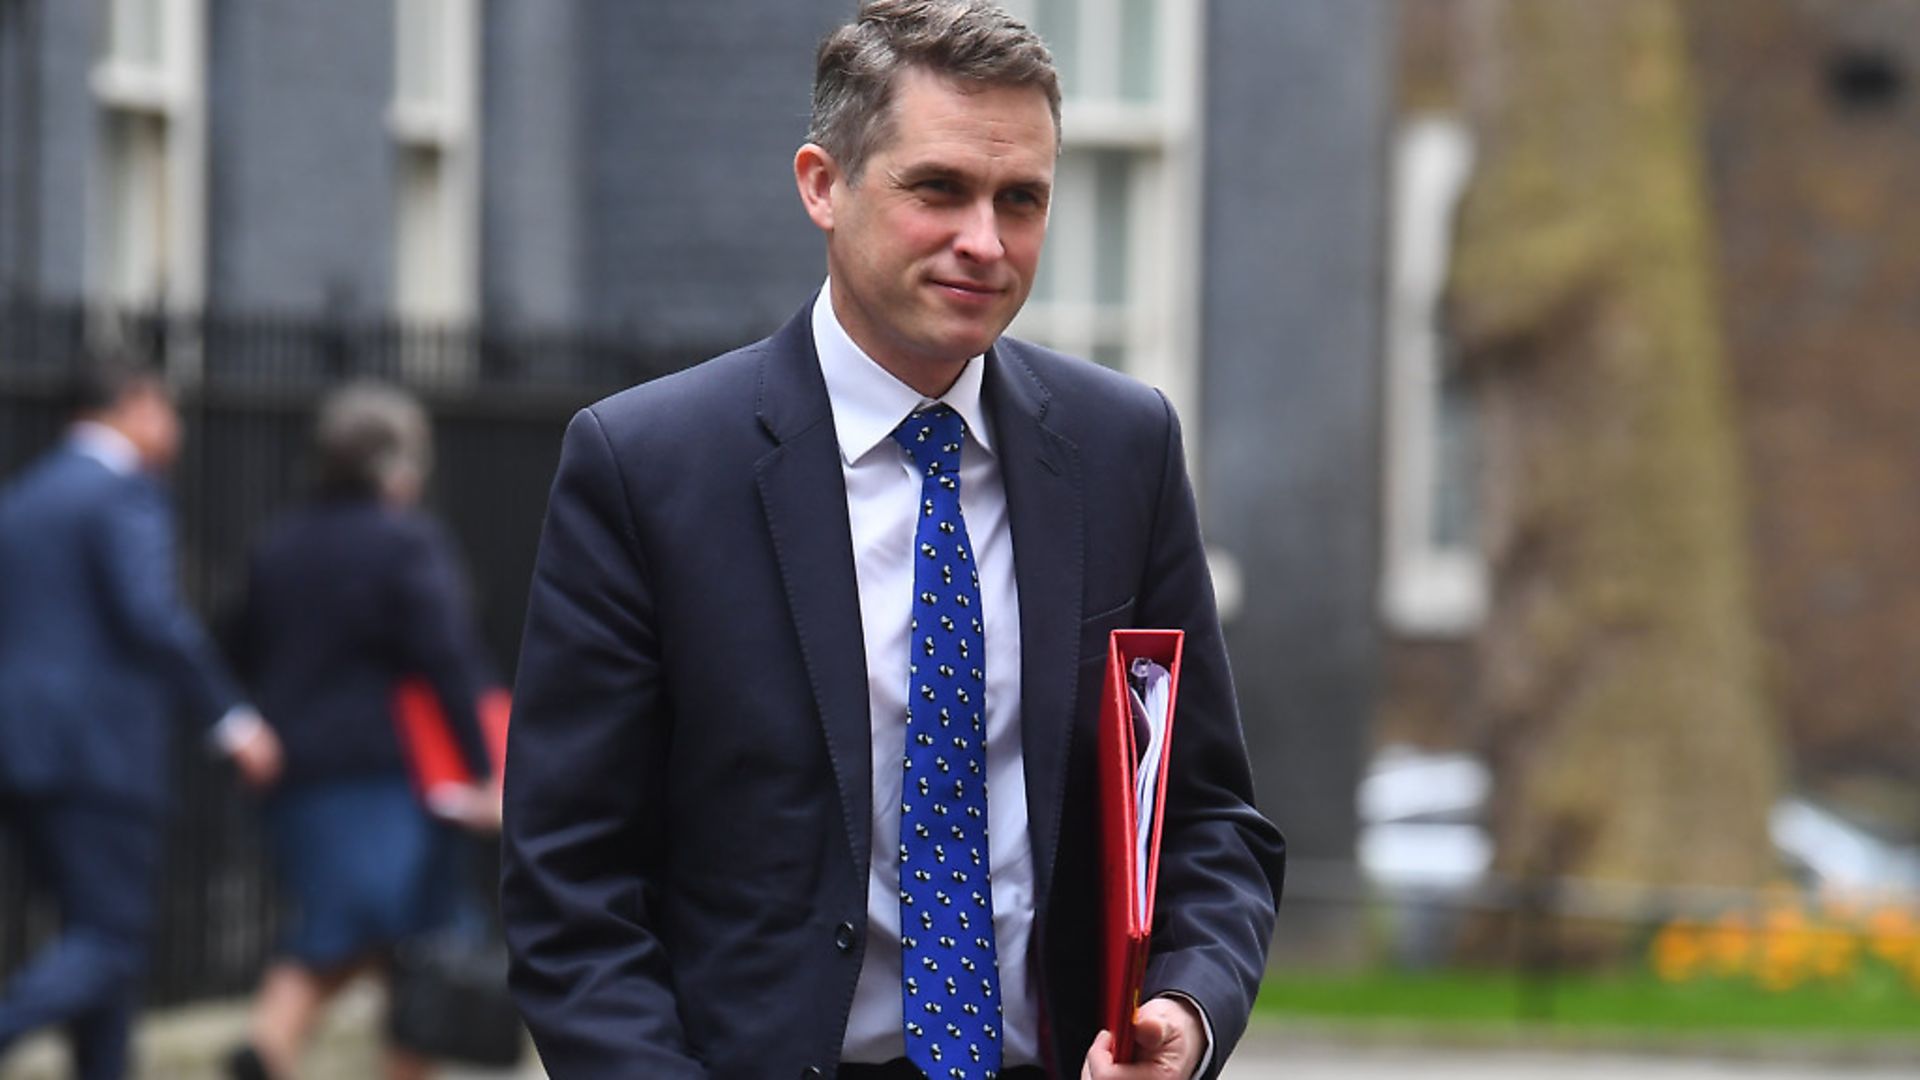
[0,357,282,1080]
[501,3,1284,1078]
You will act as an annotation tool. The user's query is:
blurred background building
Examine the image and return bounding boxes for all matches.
[0,0,1391,997]
[3,0,1917,1015]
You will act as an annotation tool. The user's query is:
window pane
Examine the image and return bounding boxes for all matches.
[396,0,447,108]
[1119,0,1159,104]
[1032,234,1059,304]
[397,145,450,319]
[1092,151,1130,307]
[1033,0,1081,99]
[1430,360,1480,552]
[1042,151,1092,305]
[104,0,165,69]
[104,111,169,305]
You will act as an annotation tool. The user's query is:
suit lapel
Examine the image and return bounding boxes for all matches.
[754,308,872,882]
[983,343,1083,917]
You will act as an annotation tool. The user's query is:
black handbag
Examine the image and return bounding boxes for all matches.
[387,926,526,1066]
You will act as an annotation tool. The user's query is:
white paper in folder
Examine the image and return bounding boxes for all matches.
[1126,657,1172,924]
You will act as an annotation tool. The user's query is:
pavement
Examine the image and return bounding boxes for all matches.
[6,994,1920,1079]
[1224,1033,1920,1079]
[0,980,536,1080]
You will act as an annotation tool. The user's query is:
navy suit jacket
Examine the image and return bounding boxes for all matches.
[0,444,241,811]
[232,500,491,788]
[501,306,1285,1079]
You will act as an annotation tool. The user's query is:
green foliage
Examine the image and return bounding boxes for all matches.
[1255,969,1920,1036]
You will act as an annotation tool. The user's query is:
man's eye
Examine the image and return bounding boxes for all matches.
[1001,189,1044,211]
[918,179,960,196]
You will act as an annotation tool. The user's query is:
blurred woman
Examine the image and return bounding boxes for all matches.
[227,381,497,1080]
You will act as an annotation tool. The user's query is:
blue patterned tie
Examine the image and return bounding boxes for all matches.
[892,405,1002,1080]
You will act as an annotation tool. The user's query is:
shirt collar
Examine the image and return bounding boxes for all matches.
[69,421,142,477]
[811,281,995,466]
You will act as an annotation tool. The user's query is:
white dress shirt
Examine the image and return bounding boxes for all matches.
[69,421,142,478]
[814,286,1042,1067]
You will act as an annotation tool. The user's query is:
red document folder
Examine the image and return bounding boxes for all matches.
[392,679,511,795]
[1097,628,1184,1062]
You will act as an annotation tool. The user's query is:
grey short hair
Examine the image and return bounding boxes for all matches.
[312,380,432,499]
[808,0,1061,183]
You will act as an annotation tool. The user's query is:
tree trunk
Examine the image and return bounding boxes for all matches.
[1445,0,1781,962]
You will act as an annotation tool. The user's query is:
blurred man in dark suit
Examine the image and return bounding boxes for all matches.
[0,355,281,1080]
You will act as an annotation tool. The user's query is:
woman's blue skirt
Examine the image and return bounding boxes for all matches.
[267,775,455,969]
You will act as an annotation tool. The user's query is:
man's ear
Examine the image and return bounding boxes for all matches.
[795,143,840,231]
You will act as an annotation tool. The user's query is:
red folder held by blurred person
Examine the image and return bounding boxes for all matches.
[1097,628,1184,1062]
[393,680,511,795]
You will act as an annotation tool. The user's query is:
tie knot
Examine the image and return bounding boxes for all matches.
[891,405,967,479]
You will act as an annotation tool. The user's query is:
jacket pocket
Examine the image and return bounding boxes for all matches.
[1077,595,1137,667]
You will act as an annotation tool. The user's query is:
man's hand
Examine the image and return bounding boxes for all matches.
[428,779,504,834]
[228,721,283,790]
[1081,996,1206,1080]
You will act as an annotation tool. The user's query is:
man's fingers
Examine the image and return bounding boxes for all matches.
[1130,1010,1174,1054]
[1088,1002,1205,1080]
[233,728,283,789]
[1082,1029,1114,1079]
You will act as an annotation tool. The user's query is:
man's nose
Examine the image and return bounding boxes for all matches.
[952,199,1005,264]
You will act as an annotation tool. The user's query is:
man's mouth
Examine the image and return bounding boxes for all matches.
[931,279,1003,299]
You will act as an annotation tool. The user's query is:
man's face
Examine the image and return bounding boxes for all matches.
[810,69,1055,389]
[116,381,183,473]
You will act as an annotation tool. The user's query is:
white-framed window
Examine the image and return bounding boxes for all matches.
[1380,116,1485,637]
[89,0,205,312]
[390,0,479,326]
[999,0,1206,431]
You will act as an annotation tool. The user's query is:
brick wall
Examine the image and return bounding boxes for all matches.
[1687,0,1920,777]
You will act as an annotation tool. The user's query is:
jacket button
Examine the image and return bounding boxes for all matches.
[801,1068,824,1080]
[834,921,856,952]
